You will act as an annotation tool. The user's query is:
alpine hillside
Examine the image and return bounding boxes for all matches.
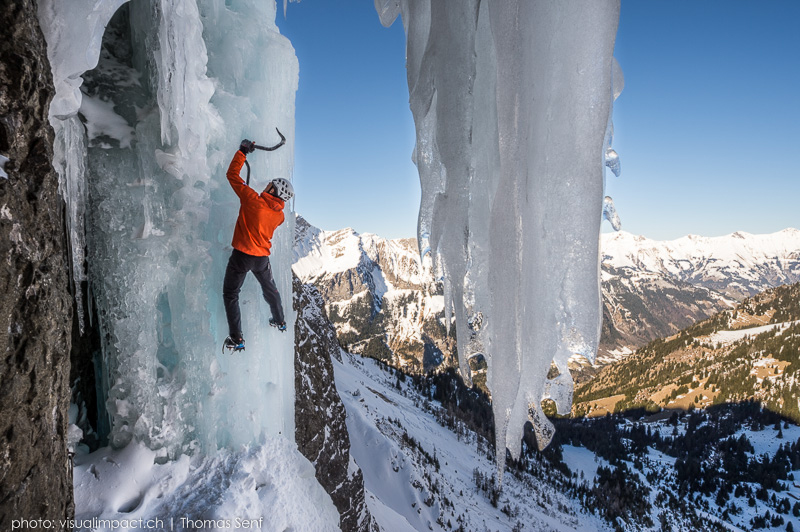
[574,282,800,419]
[326,302,800,532]
[298,271,800,532]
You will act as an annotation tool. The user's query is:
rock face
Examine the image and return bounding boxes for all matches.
[293,275,376,532]
[0,0,74,525]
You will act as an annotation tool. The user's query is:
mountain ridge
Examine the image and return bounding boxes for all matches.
[601,228,800,300]
[294,215,800,376]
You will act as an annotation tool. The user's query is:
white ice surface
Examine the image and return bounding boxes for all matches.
[0,154,8,179]
[380,0,621,475]
[37,0,129,119]
[38,0,299,456]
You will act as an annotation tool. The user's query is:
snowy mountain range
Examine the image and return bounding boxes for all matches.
[594,228,800,369]
[294,216,455,373]
[601,229,800,300]
[294,217,800,375]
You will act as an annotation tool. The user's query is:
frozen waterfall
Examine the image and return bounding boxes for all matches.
[37,0,622,495]
[38,0,298,457]
[376,0,623,475]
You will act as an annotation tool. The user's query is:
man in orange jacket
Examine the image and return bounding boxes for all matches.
[223,139,294,352]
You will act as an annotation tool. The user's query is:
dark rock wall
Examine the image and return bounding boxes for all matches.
[293,276,377,532]
[0,0,74,526]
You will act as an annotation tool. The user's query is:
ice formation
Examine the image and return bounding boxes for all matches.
[377,0,623,474]
[38,0,298,457]
[0,154,9,179]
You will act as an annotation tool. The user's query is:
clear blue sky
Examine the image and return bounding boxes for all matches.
[277,1,800,241]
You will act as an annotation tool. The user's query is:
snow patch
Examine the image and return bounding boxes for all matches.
[334,353,610,531]
[73,439,340,531]
[704,321,799,347]
[561,445,607,483]
[79,93,135,148]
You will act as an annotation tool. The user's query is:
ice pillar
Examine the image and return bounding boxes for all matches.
[377,0,620,475]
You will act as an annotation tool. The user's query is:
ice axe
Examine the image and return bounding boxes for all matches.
[242,128,286,186]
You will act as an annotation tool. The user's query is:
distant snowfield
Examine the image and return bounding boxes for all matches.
[561,445,608,483]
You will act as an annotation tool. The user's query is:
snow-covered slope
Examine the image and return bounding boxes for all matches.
[601,229,800,300]
[333,353,611,532]
[335,345,800,532]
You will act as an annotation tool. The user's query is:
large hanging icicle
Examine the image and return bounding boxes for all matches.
[378,0,621,476]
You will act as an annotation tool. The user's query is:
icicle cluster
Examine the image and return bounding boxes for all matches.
[38,0,298,457]
[376,0,623,476]
[38,0,127,331]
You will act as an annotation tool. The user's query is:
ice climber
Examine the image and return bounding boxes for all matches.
[222,139,294,353]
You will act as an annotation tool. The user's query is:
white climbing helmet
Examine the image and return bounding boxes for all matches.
[269,178,294,202]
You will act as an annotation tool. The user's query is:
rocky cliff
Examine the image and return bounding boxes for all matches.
[295,215,455,373]
[0,0,73,525]
[293,275,376,532]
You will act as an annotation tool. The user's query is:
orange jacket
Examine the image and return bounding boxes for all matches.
[226,151,285,257]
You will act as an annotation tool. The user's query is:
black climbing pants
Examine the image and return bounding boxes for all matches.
[223,248,285,338]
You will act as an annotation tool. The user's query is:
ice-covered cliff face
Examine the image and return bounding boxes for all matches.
[376,0,622,471]
[37,0,298,456]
